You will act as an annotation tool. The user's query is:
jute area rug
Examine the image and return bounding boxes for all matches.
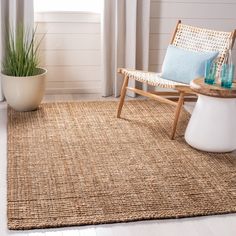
[7,100,236,230]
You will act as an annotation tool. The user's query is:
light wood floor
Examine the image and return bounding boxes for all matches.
[0,94,236,236]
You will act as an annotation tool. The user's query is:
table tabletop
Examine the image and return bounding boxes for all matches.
[190,77,236,98]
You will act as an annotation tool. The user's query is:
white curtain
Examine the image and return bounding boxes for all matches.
[101,0,151,97]
[0,0,34,101]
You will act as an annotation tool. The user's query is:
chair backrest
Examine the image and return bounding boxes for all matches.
[170,20,236,71]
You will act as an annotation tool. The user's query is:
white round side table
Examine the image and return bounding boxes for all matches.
[185,78,236,153]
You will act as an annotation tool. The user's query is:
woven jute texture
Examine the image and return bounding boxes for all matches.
[7,100,236,230]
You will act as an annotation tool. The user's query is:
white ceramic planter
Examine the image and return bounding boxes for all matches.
[2,68,47,112]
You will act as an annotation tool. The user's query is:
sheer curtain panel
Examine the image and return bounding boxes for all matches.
[0,0,34,101]
[101,0,151,97]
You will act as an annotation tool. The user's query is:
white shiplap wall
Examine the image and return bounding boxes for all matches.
[36,3,236,94]
[149,0,236,72]
[35,12,101,94]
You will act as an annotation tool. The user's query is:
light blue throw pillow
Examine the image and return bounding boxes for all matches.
[161,45,219,84]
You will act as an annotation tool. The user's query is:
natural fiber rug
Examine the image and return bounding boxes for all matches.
[7,100,236,230]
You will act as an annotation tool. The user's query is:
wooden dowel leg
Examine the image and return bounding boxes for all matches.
[117,75,129,118]
[171,92,185,140]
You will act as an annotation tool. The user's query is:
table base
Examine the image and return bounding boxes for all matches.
[185,95,236,152]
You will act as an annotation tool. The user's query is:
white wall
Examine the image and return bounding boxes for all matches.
[149,0,236,72]
[36,2,236,94]
[35,12,101,94]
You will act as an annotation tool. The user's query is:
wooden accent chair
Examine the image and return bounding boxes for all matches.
[117,20,236,139]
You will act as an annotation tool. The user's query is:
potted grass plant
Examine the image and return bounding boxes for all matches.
[1,25,47,111]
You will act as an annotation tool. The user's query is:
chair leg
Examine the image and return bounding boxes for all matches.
[117,75,129,118]
[171,92,185,140]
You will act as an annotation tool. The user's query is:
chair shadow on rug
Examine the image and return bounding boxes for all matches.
[119,101,190,140]
[116,20,236,140]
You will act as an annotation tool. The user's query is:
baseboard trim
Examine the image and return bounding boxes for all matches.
[45,88,100,94]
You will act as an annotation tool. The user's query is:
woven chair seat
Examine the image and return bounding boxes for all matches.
[119,68,188,89]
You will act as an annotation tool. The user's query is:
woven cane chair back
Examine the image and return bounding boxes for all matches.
[172,23,234,71]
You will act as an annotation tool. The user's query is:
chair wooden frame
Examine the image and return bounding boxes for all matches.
[117,20,236,139]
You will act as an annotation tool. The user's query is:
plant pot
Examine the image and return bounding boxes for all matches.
[2,68,47,112]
